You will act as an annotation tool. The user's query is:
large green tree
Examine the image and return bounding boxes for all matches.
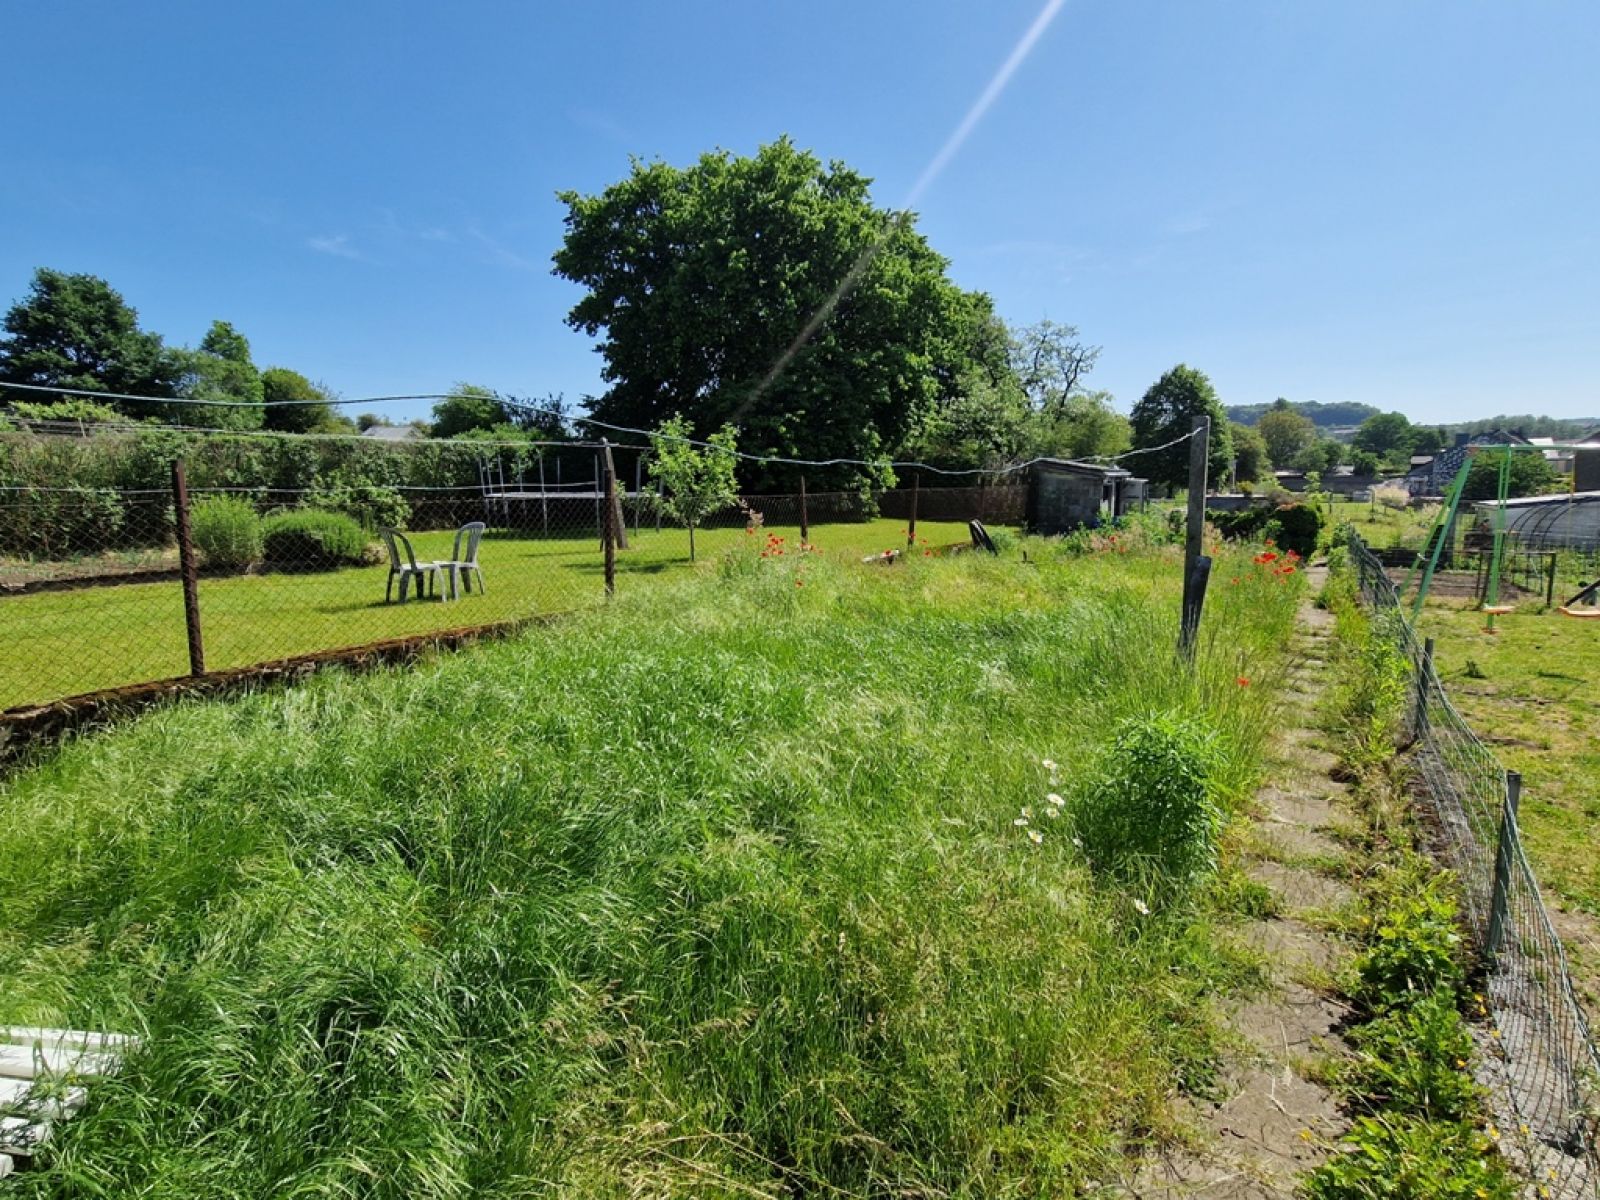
[173,320,264,430]
[262,367,350,433]
[1228,422,1269,484]
[1129,365,1233,492]
[1257,399,1315,468]
[1032,391,1131,461]
[1462,448,1558,502]
[1352,411,1414,458]
[0,268,181,413]
[431,384,512,438]
[553,138,1001,490]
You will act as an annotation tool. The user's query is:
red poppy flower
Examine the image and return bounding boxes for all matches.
[1236,676,1250,687]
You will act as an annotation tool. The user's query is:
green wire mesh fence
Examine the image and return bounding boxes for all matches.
[1349,528,1600,1198]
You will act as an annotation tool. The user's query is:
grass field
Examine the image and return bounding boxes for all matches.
[1,534,1302,1196]
[1,517,974,711]
[1415,599,1600,918]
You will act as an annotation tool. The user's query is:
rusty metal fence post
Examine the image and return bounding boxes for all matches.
[601,454,614,598]
[906,474,919,551]
[799,476,810,546]
[170,459,206,677]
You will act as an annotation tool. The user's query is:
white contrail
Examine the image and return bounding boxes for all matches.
[903,0,1070,209]
[740,0,1071,416]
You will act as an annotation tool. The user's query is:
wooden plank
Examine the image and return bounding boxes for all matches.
[0,1043,120,1081]
[0,1076,87,1119]
[0,1114,51,1156]
[3,1027,134,1052]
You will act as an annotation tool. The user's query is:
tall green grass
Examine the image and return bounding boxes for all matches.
[0,538,1300,1196]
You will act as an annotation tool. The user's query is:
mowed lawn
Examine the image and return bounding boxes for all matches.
[1,517,974,710]
[0,537,1302,1196]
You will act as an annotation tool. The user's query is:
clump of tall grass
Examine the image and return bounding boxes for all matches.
[191,494,262,569]
[1,540,1300,1196]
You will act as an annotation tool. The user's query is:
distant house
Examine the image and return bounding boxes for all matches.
[1406,431,1530,495]
[361,423,423,442]
[1526,437,1574,475]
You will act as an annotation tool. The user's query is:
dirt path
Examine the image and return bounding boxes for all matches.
[1127,571,1354,1198]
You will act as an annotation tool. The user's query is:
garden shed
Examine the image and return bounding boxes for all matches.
[1026,459,1140,534]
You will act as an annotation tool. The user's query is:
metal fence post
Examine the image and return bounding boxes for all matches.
[799,475,810,545]
[1414,636,1435,738]
[1486,770,1523,960]
[603,459,617,597]
[1179,415,1211,656]
[170,459,206,677]
[907,474,919,551]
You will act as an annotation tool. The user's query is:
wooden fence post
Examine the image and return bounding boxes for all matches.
[907,474,919,551]
[1178,415,1211,657]
[603,459,617,597]
[1486,770,1522,959]
[799,475,810,546]
[170,459,206,677]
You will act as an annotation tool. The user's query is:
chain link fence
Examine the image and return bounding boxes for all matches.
[1349,528,1600,1197]
[1,455,1025,717]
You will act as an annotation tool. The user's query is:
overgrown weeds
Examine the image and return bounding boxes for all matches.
[1,541,1300,1196]
[1303,554,1517,1200]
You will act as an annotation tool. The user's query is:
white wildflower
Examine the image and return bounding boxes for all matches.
[1013,817,1029,827]
[1045,807,1060,819]
[1132,898,1150,916]
[1020,806,1032,818]
[1028,829,1044,845]
[1046,793,1064,807]
[1041,758,1057,771]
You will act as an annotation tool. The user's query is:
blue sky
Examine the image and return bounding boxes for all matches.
[6,1,1598,426]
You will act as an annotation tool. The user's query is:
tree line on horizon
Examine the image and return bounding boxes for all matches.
[4,138,1580,497]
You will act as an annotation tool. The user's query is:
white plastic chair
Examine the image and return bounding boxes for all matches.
[379,528,442,602]
[439,522,486,600]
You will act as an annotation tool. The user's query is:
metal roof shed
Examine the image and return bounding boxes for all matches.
[1026,459,1136,534]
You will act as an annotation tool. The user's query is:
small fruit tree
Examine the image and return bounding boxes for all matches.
[647,415,740,562]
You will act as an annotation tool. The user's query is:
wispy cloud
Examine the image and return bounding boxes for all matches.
[308,233,361,259]
[567,107,633,145]
[466,224,539,271]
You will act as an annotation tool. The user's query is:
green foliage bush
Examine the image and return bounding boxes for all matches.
[1348,857,1466,1015]
[1339,991,1480,1121]
[191,495,262,569]
[261,508,368,569]
[1303,1115,1516,1200]
[0,485,127,558]
[1071,712,1224,894]
[1206,501,1321,558]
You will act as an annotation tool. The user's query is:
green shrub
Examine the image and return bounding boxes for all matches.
[0,486,128,558]
[261,508,368,569]
[1071,712,1224,894]
[1348,858,1466,1015]
[191,495,262,569]
[1340,992,1480,1121]
[305,483,411,531]
[1206,502,1321,559]
[1303,1115,1516,1200]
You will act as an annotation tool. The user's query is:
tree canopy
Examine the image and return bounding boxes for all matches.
[553,138,1003,490]
[173,320,265,430]
[0,268,181,412]
[1352,411,1414,458]
[1129,365,1233,492]
[431,384,513,438]
[1462,448,1558,502]
[1257,400,1315,468]
[262,368,350,434]
[1228,422,1269,484]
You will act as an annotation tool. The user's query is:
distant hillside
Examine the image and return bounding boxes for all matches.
[1225,400,1381,428]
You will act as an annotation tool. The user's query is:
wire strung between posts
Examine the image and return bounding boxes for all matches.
[1,379,1199,478]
